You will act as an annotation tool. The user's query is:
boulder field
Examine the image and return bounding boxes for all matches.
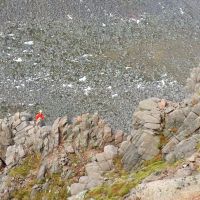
[0,68,200,199]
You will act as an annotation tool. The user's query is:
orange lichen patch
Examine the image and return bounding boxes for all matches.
[170,127,178,134]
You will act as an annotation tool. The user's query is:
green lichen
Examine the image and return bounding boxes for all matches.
[33,173,69,200]
[9,154,41,178]
[196,142,200,151]
[11,173,69,200]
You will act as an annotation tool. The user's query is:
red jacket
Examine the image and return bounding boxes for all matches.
[35,113,44,121]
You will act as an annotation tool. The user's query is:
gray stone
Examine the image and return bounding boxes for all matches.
[119,141,131,155]
[37,164,47,180]
[98,161,111,171]
[5,145,16,166]
[0,122,12,146]
[85,162,102,176]
[192,103,200,115]
[137,132,160,160]
[14,112,20,121]
[68,190,87,200]
[64,144,75,153]
[85,179,103,190]
[79,176,90,184]
[162,137,179,154]
[165,106,175,114]
[16,121,30,132]
[122,145,140,171]
[70,183,85,195]
[178,112,198,132]
[114,130,124,145]
[17,144,26,158]
[174,167,192,178]
[104,145,118,159]
[165,109,185,130]
[20,112,32,121]
[95,152,106,162]
[125,174,200,200]
[103,126,112,142]
[79,130,89,148]
[58,116,68,133]
[144,123,161,130]
[51,117,61,135]
[122,131,160,171]
[181,107,191,117]
[134,111,160,124]
[173,136,199,160]
[50,162,61,174]
[139,99,158,111]
[165,153,176,164]
[188,116,200,134]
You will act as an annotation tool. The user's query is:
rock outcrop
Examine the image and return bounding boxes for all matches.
[126,174,200,200]
[1,68,200,200]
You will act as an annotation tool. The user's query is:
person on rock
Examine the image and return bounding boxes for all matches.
[35,110,45,127]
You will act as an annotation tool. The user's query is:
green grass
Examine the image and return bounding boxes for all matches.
[11,172,69,200]
[9,154,41,178]
[32,173,69,200]
[85,159,167,200]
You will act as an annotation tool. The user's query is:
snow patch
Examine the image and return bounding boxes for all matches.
[24,41,34,45]
[79,76,87,82]
[13,58,22,62]
[112,94,118,98]
[67,15,73,20]
[180,8,184,15]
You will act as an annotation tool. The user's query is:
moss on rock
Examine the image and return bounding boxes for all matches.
[85,158,168,199]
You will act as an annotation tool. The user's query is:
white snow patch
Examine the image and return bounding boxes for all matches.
[161,80,165,86]
[24,41,34,45]
[79,76,87,82]
[180,8,184,15]
[67,15,73,20]
[137,83,142,89]
[81,54,93,58]
[67,84,73,88]
[84,86,92,95]
[112,93,118,98]
[129,18,142,24]
[8,33,14,37]
[13,58,22,62]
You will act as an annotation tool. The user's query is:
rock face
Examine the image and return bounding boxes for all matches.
[122,91,200,170]
[126,174,200,200]
[69,144,118,197]
[122,98,164,171]
[1,68,200,200]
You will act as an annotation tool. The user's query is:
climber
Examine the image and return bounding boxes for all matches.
[35,110,45,127]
